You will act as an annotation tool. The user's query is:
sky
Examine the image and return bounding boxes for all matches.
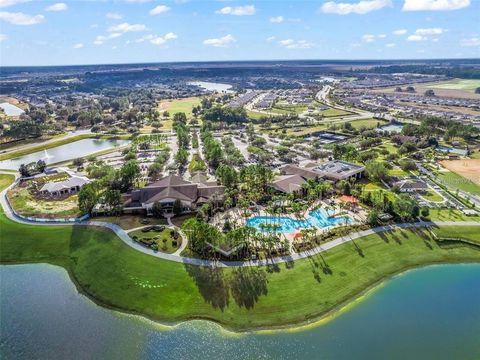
[0,0,479,66]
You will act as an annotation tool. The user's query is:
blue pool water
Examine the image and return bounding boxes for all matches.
[246,208,351,233]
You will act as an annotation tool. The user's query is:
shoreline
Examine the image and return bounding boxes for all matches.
[2,258,479,333]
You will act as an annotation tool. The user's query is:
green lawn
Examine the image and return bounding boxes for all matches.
[93,215,167,230]
[159,97,202,129]
[436,171,480,196]
[347,118,388,130]
[0,173,14,191]
[421,190,444,202]
[428,208,480,222]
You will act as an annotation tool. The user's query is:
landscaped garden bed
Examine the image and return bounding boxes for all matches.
[129,226,181,253]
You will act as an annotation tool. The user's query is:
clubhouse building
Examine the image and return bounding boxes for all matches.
[124,174,225,214]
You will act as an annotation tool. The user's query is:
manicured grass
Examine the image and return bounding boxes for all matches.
[347,118,387,130]
[0,173,15,191]
[129,227,181,254]
[436,171,480,196]
[1,193,479,331]
[421,190,444,202]
[387,168,408,176]
[93,215,167,230]
[428,208,480,222]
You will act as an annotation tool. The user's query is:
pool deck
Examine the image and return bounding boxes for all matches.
[210,200,367,252]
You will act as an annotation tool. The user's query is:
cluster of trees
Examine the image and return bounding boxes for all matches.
[18,160,46,177]
[402,117,479,142]
[173,112,190,171]
[362,191,422,225]
[203,107,248,125]
[79,159,140,215]
[200,126,224,169]
[221,136,245,166]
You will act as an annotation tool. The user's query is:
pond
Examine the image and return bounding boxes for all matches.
[246,208,351,233]
[0,102,25,116]
[0,138,130,170]
[1,263,479,359]
[188,81,233,93]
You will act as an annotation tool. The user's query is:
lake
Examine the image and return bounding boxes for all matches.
[1,263,479,360]
[0,138,130,170]
[0,102,25,116]
[188,81,233,93]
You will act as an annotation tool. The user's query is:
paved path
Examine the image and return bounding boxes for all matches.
[1,171,479,267]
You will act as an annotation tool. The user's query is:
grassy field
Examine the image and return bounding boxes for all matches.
[318,107,353,117]
[422,190,444,202]
[347,118,387,130]
[425,79,480,92]
[94,215,167,230]
[158,97,202,129]
[428,208,480,222]
[0,173,15,191]
[0,172,478,330]
[436,171,480,196]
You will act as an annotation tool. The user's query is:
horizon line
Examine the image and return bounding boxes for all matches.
[2,57,479,69]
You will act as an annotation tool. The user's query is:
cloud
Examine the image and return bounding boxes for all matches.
[266,36,276,42]
[392,29,407,35]
[93,32,122,45]
[0,0,30,8]
[135,32,177,46]
[45,3,67,12]
[461,37,480,47]
[270,15,284,23]
[403,0,470,11]
[0,33,7,41]
[362,34,376,42]
[203,34,236,47]
[279,38,314,49]
[135,34,154,43]
[415,27,445,35]
[0,11,44,25]
[73,43,84,49]
[320,0,392,15]
[216,5,255,16]
[124,0,153,3]
[385,42,396,47]
[164,32,177,40]
[149,5,170,15]
[378,34,387,38]
[108,22,146,32]
[106,12,123,20]
[407,34,425,41]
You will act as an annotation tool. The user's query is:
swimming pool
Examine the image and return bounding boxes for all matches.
[246,208,351,233]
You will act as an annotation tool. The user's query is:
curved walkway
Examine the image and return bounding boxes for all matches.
[1,171,479,267]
